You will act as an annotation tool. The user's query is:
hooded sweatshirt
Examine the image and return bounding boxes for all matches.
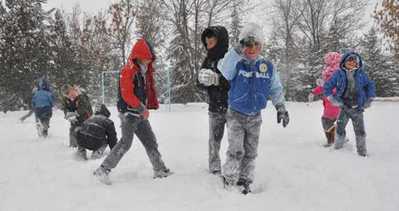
[198,26,230,113]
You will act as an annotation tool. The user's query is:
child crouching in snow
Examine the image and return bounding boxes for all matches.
[218,23,289,194]
[323,51,375,156]
[308,52,341,147]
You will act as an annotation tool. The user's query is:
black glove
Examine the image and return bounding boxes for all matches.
[276,104,289,128]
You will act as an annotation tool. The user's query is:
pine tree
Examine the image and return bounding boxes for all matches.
[0,0,53,108]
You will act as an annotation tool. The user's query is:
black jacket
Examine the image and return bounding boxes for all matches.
[76,105,117,151]
[198,26,229,113]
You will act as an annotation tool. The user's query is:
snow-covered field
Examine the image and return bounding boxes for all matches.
[0,102,398,211]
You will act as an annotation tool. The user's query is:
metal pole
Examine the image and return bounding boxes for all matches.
[101,72,105,104]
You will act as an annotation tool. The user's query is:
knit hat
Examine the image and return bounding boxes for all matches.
[239,23,264,46]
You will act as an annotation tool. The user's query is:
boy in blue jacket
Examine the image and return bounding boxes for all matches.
[218,23,289,194]
[324,52,376,156]
[32,78,54,137]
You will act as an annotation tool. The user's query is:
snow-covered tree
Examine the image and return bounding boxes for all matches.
[360,27,399,97]
[0,0,53,108]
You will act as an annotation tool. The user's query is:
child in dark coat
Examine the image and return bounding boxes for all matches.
[197,26,229,175]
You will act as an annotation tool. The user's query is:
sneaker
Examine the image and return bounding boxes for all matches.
[93,167,112,185]
[153,168,173,179]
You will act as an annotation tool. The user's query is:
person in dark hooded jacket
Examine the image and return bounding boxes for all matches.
[75,104,117,159]
[197,25,229,175]
[32,78,54,137]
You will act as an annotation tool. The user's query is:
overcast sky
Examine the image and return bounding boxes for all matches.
[45,0,114,13]
[45,0,379,36]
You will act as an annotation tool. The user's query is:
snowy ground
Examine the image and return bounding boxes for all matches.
[0,102,398,211]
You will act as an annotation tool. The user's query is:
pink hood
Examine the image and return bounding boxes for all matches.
[322,52,341,82]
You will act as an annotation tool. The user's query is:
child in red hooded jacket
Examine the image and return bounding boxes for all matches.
[94,38,172,185]
[308,52,341,147]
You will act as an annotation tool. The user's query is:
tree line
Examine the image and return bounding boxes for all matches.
[0,0,398,111]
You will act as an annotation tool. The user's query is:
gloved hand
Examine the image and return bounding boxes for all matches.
[198,68,219,86]
[65,112,79,124]
[126,103,149,120]
[327,96,343,107]
[308,93,314,102]
[276,104,289,128]
[364,97,374,109]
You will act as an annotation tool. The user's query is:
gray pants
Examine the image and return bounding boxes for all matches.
[222,109,262,184]
[335,107,367,155]
[208,112,227,173]
[101,114,167,172]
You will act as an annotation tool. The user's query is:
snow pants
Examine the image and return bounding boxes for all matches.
[208,111,227,173]
[34,106,52,130]
[222,109,262,184]
[335,107,367,156]
[101,113,167,172]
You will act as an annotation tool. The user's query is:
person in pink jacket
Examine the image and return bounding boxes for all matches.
[308,52,341,147]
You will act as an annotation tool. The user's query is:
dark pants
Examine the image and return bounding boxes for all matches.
[335,107,367,155]
[76,130,109,151]
[34,106,52,132]
[101,113,167,172]
[208,111,227,173]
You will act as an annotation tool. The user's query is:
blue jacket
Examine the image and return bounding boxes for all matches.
[219,48,285,115]
[32,79,54,109]
[324,52,376,110]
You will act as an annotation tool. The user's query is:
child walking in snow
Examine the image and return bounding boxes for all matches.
[308,52,341,147]
[197,26,229,175]
[94,38,171,185]
[218,23,289,194]
[324,51,375,156]
[32,78,54,137]
[61,84,93,159]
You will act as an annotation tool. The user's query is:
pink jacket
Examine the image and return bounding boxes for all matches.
[312,52,341,120]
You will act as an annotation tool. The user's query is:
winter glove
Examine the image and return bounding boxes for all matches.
[65,112,79,124]
[198,69,219,86]
[327,96,343,107]
[276,104,289,128]
[308,93,314,102]
[126,103,149,120]
[364,97,374,109]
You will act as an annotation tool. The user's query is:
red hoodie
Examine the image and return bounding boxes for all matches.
[119,38,159,110]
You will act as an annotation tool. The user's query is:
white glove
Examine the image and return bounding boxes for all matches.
[198,69,219,86]
[65,112,79,123]
[308,93,314,102]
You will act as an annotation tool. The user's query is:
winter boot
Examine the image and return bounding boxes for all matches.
[93,166,112,185]
[91,145,106,159]
[236,178,252,195]
[153,168,173,179]
[323,126,336,147]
